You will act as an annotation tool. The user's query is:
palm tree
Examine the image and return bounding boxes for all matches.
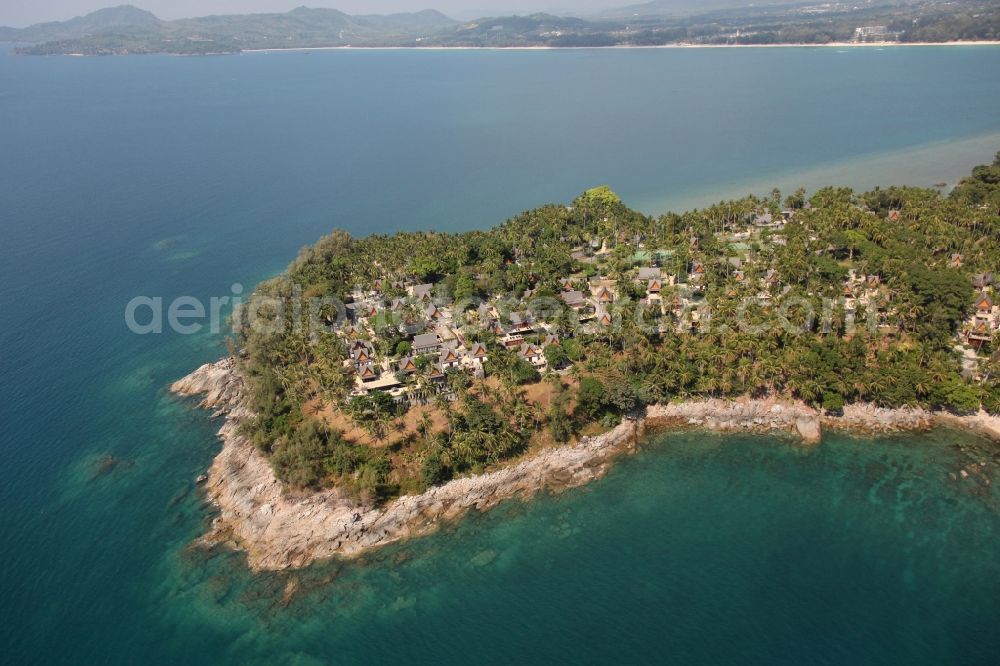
[417,410,434,446]
[433,393,454,440]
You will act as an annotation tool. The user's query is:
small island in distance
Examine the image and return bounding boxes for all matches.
[174,154,1000,571]
[4,0,1000,55]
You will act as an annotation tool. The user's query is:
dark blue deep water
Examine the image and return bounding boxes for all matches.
[1,45,999,664]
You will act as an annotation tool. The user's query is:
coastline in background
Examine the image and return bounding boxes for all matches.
[243,41,1000,54]
[7,1,1000,56]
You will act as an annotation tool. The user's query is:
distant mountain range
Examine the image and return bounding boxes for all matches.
[3,1,998,55]
[0,5,159,42]
[0,5,458,53]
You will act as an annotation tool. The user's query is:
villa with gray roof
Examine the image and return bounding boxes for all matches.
[412,332,441,354]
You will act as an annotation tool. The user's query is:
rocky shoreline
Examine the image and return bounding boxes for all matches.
[172,358,1000,572]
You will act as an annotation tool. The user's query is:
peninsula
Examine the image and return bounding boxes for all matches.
[175,155,1000,570]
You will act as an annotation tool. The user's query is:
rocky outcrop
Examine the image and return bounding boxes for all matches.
[795,416,822,445]
[646,398,822,444]
[937,410,1000,441]
[201,410,644,570]
[174,358,1000,572]
[827,403,934,434]
[176,359,645,571]
[170,358,243,414]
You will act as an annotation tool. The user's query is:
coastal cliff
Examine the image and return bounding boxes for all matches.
[173,358,1000,571]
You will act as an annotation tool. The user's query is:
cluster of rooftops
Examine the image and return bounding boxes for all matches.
[336,255,773,401]
[328,209,997,402]
[340,277,577,401]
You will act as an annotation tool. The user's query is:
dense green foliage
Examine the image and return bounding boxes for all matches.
[951,151,1000,213]
[235,156,1000,494]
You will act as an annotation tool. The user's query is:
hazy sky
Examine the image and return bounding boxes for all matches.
[1,1,627,27]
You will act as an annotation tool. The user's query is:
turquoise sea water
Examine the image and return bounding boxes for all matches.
[1,45,1000,664]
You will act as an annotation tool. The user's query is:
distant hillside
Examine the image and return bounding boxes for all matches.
[4,5,458,54]
[357,9,457,29]
[6,0,999,54]
[602,0,939,18]
[0,5,160,42]
[599,0,771,19]
[434,13,615,47]
[431,0,1000,48]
